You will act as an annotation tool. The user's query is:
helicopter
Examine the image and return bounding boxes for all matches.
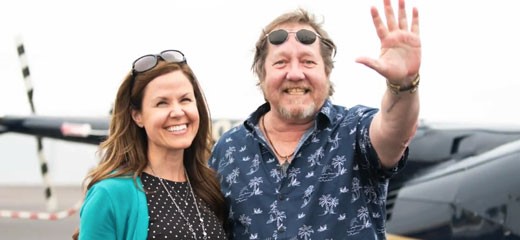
[3,114,520,240]
[2,38,520,240]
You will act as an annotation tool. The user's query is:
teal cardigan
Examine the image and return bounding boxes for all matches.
[79,176,149,240]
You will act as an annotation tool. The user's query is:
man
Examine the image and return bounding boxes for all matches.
[209,0,420,239]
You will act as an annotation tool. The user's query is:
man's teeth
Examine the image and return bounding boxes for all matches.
[287,88,306,94]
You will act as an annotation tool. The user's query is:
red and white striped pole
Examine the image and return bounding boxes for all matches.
[0,200,81,220]
[14,35,58,212]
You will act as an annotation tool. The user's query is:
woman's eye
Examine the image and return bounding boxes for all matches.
[156,101,167,107]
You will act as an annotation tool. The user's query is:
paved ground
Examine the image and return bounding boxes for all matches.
[0,185,419,240]
[0,185,82,240]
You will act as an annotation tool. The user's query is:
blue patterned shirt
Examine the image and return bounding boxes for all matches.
[209,100,407,240]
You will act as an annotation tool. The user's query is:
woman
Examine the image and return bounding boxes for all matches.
[74,50,227,239]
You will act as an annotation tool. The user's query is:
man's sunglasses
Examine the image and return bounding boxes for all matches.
[265,29,322,45]
[132,50,186,74]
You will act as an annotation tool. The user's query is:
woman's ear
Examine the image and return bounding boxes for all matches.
[131,109,144,128]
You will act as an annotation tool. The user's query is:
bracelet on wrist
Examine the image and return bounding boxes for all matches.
[386,74,420,95]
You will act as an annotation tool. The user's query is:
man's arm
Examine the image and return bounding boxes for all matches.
[356,0,421,168]
[370,78,419,168]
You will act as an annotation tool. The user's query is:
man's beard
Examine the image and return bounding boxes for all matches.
[278,100,317,120]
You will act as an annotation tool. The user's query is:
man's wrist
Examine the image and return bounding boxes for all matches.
[386,74,420,95]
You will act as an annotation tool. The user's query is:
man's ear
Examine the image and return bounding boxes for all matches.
[131,109,144,128]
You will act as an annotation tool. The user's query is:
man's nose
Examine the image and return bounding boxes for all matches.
[285,61,305,81]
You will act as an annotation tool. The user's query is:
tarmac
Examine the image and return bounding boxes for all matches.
[0,185,419,240]
[0,185,82,240]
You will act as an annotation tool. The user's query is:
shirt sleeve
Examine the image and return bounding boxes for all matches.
[367,143,408,179]
[356,106,408,180]
[79,185,117,240]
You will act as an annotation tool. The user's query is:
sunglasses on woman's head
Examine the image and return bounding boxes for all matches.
[265,29,322,45]
[132,50,186,74]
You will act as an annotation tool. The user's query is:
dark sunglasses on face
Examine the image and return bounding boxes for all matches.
[132,50,186,74]
[265,29,322,45]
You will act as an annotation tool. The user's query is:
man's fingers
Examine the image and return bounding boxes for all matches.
[410,7,420,35]
[384,0,398,31]
[398,0,408,30]
[371,7,388,40]
[355,57,382,75]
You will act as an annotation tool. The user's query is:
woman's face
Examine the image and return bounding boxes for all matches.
[131,70,199,154]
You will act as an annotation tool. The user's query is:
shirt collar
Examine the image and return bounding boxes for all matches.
[244,99,336,132]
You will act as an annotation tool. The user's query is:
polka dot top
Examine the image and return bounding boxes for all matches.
[141,172,227,240]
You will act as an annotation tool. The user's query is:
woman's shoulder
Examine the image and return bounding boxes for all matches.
[89,175,142,197]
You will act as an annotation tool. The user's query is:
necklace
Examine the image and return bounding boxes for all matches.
[261,115,295,163]
[164,178,190,206]
[149,166,207,240]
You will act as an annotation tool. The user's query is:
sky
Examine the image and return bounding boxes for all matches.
[1,0,520,185]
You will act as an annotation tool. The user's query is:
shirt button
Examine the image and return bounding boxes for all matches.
[277,194,286,201]
[277,225,286,233]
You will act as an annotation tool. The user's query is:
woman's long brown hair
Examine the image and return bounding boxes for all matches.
[72,60,227,239]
